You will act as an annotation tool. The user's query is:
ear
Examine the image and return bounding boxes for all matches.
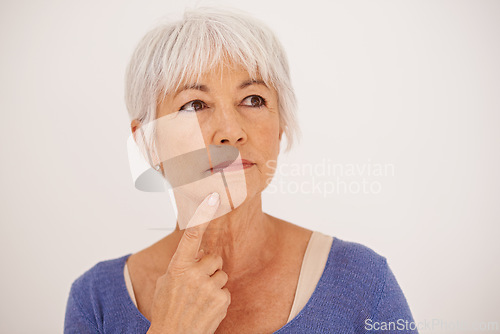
[278,127,284,153]
[131,119,160,171]
[131,119,142,143]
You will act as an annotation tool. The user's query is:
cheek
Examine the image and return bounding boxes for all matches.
[252,117,281,177]
[256,118,281,154]
[154,114,206,163]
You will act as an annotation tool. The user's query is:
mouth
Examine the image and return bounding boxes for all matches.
[207,159,255,173]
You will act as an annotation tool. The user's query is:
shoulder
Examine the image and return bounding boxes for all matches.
[320,235,391,309]
[68,254,132,319]
[326,237,416,325]
[329,236,388,274]
[70,254,131,294]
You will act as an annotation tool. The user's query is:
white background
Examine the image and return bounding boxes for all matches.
[1,0,499,333]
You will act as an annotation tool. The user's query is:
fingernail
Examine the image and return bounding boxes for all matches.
[207,192,220,206]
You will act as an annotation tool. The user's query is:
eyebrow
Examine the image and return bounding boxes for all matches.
[239,79,267,89]
[174,79,268,98]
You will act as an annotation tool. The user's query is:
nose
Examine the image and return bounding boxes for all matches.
[211,107,247,146]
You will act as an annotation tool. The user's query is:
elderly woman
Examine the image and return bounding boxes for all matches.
[64,7,417,334]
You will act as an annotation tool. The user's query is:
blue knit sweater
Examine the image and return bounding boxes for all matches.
[64,237,418,333]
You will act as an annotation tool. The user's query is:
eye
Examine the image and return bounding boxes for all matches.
[241,95,267,108]
[179,100,207,112]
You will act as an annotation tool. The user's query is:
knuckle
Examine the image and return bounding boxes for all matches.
[214,255,223,267]
[219,270,229,284]
[222,270,228,280]
[166,263,186,277]
[169,267,196,285]
[222,287,231,305]
[200,253,223,268]
[183,228,199,240]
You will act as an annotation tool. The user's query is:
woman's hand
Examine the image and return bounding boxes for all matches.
[147,192,231,334]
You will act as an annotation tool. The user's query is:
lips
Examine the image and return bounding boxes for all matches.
[208,159,255,173]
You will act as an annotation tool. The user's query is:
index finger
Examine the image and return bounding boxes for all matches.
[171,192,220,265]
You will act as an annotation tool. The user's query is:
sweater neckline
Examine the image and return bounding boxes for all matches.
[117,236,338,332]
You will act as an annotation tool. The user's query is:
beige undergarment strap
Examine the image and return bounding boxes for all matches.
[286,231,334,323]
[124,263,137,307]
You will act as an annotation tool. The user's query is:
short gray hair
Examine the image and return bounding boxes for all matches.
[125,6,300,166]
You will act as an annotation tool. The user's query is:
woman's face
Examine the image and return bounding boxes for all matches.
[152,61,282,226]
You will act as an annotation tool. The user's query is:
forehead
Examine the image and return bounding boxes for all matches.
[180,61,261,87]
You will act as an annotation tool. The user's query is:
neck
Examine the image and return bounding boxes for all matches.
[172,193,281,280]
